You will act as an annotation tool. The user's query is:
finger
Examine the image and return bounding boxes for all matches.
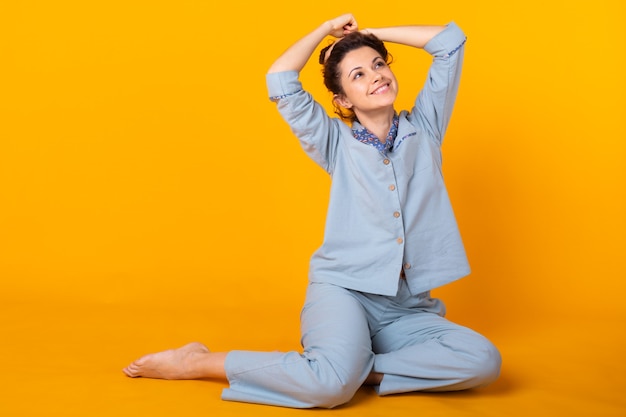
[344,19,358,33]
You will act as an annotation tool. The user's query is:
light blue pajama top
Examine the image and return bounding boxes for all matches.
[266,22,469,296]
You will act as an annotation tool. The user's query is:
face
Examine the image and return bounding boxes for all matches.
[335,46,398,116]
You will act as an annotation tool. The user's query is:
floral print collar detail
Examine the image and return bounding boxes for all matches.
[352,115,399,155]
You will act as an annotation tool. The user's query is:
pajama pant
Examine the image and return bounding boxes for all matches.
[222,279,501,408]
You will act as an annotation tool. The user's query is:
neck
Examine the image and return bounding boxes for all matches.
[355,107,395,143]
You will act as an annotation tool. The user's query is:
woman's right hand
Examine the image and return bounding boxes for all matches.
[327,14,358,38]
[268,13,358,74]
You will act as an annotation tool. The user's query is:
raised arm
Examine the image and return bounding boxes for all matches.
[389,22,465,143]
[363,25,446,49]
[267,14,358,74]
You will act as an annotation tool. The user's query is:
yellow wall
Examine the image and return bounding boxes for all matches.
[1,0,624,330]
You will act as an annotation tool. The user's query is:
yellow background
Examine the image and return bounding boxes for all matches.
[1,1,624,416]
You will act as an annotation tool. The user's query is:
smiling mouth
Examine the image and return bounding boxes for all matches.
[371,83,390,95]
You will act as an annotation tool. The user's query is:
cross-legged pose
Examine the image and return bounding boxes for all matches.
[124,13,501,409]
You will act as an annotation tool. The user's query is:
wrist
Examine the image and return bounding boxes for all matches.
[323,20,333,34]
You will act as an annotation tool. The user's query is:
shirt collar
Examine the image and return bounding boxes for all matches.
[352,114,399,155]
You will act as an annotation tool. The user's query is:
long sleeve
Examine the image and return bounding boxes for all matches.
[410,22,466,144]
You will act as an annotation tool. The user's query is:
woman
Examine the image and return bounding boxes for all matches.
[123,13,501,409]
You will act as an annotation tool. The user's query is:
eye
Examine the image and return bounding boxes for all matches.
[353,71,364,80]
[374,60,386,69]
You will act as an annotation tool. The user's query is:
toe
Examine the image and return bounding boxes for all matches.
[123,362,142,377]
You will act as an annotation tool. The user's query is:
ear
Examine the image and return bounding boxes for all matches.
[333,94,353,109]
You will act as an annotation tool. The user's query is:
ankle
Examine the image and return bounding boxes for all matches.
[202,352,228,379]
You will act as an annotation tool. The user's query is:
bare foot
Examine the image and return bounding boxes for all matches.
[123,342,222,380]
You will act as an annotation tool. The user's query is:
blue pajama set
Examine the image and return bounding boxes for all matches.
[222,22,501,408]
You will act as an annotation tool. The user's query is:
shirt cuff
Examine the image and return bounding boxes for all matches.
[266,70,302,101]
[424,21,467,58]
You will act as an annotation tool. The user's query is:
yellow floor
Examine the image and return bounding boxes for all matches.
[1,296,624,417]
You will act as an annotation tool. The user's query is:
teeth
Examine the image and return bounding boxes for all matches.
[372,84,389,95]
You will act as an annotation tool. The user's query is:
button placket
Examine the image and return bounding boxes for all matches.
[383,157,403,246]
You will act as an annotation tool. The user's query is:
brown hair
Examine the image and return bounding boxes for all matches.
[319,32,393,122]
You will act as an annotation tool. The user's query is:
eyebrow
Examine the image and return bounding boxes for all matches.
[348,57,382,78]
